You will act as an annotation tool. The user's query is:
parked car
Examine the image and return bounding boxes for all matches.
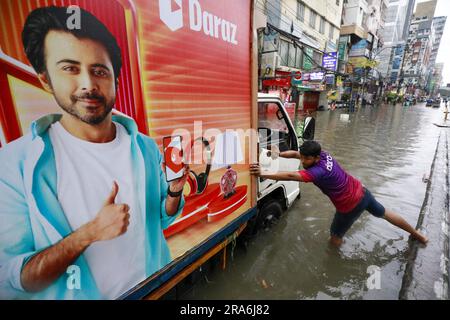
[432,98,441,108]
[426,98,434,107]
[334,100,348,109]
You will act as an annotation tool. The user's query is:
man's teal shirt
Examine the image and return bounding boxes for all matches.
[0,114,184,299]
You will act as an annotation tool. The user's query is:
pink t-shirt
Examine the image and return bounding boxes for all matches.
[298,151,364,213]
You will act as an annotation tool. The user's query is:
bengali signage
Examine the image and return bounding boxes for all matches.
[303,47,314,70]
[338,36,349,61]
[302,71,324,81]
[322,52,337,71]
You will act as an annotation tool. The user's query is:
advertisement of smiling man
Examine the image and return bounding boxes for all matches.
[0,0,253,300]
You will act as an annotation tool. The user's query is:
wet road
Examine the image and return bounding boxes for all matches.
[184,102,444,300]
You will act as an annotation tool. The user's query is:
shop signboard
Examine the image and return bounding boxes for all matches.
[322,52,337,71]
[303,47,314,70]
[325,74,335,85]
[349,39,367,57]
[338,35,349,61]
[309,71,324,81]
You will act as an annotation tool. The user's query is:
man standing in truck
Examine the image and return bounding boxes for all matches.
[250,140,428,248]
[0,6,189,299]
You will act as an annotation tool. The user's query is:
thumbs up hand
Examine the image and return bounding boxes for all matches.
[84,181,131,242]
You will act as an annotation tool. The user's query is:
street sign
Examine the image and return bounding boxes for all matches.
[310,71,324,81]
[349,39,367,57]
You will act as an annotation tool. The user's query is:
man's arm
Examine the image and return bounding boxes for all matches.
[279,150,301,159]
[250,164,305,182]
[21,182,130,292]
[165,165,189,216]
[165,193,182,217]
[20,224,93,292]
[269,145,301,159]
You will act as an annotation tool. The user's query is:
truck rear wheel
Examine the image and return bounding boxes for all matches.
[239,199,284,243]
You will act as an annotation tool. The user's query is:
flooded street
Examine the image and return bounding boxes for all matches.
[184,102,445,300]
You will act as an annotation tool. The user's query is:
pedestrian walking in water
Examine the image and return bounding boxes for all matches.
[250,140,429,247]
[302,110,316,140]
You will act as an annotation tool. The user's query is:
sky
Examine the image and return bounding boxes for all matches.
[418,0,450,85]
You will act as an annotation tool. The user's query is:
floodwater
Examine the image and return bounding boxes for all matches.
[184,102,444,300]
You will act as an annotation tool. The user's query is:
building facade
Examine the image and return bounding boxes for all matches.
[429,16,446,66]
[257,0,344,110]
[338,0,387,100]
[260,0,344,69]
[401,0,437,93]
[376,0,415,84]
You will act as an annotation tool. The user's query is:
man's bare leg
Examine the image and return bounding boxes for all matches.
[383,209,428,244]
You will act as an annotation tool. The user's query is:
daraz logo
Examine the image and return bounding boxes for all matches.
[159,0,183,31]
[158,0,238,45]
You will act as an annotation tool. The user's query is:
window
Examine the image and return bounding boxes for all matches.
[262,0,268,14]
[319,17,325,34]
[258,102,293,152]
[329,25,334,40]
[309,10,317,29]
[279,40,302,69]
[279,39,289,66]
[288,42,297,67]
[297,1,305,22]
[336,0,340,5]
[296,48,302,68]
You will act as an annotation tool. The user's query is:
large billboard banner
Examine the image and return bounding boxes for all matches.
[0,0,253,300]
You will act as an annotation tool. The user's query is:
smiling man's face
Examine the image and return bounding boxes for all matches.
[40,30,117,125]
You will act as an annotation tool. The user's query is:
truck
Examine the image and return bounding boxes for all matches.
[0,0,307,299]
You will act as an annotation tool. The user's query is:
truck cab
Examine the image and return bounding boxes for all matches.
[252,93,302,231]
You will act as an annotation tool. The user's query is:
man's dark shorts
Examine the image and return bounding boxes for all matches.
[330,188,385,238]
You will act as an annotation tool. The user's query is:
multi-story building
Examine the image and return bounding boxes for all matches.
[339,0,370,79]
[256,0,344,109]
[424,16,446,94]
[376,0,415,84]
[366,0,387,41]
[284,0,343,52]
[258,0,344,70]
[338,0,387,98]
[339,0,388,67]
[401,0,437,92]
[430,16,446,66]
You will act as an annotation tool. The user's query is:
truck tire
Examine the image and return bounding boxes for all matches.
[255,200,283,232]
